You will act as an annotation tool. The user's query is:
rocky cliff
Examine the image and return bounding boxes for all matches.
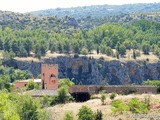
[5,56,160,85]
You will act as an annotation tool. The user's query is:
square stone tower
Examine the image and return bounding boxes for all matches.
[41,64,58,90]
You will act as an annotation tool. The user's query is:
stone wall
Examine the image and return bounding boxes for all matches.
[69,85,157,94]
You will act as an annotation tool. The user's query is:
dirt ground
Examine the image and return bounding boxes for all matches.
[47,94,160,120]
[14,50,159,63]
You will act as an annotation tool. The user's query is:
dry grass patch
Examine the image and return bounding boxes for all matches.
[47,94,160,120]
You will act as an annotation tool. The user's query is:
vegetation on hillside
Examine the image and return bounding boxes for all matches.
[31,3,160,18]
[0,90,48,120]
[0,20,160,59]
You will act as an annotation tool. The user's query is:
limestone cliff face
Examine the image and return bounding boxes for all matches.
[7,56,160,85]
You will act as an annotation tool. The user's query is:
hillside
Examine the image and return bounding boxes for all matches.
[0,10,79,33]
[1,10,160,32]
[30,3,160,18]
[48,94,160,120]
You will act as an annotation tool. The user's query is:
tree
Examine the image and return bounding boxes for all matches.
[106,47,113,56]
[128,98,148,114]
[57,42,64,53]
[0,75,11,90]
[2,51,15,62]
[78,106,94,120]
[118,45,126,56]
[0,91,20,120]
[58,87,68,103]
[18,94,48,120]
[3,37,11,52]
[96,46,100,54]
[26,79,39,90]
[81,47,88,55]
[142,42,150,54]
[133,49,136,59]
[100,93,106,105]
[17,45,28,57]
[94,109,103,120]
[58,78,74,89]
[86,39,94,53]
[111,100,129,114]
[110,92,116,100]
[63,40,71,53]
[11,40,19,56]
[24,39,32,56]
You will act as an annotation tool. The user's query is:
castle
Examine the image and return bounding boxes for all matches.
[41,64,58,90]
[15,64,58,90]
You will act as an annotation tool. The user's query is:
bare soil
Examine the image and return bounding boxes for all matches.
[14,50,159,63]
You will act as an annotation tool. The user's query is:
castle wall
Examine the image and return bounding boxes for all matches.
[69,85,157,94]
[41,64,58,90]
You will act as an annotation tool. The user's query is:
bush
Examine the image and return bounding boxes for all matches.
[94,109,103,120]
[78,106,94,120]
[58,78,74,89]
[100,93,106,105]
[110,92,116,100]
[144,96,150,110]
[74,54,79,58]
[50,96,60,106]
[26,79,39,90]
[111,100,129,114]
[40,95,52,107]
[81,48,88,55]
[128,98,148,114]
[64,111,74,120]
[58,87,68,103]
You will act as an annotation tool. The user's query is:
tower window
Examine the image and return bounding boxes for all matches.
[50,74,56,78]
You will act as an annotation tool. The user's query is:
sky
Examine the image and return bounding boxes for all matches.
[0,0,160,13]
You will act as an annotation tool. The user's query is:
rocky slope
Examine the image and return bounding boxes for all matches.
[5,56,160,85]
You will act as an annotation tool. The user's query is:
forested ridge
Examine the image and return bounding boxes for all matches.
[0,20,160,59]
[1,10,160,32]
[30,3,160,18]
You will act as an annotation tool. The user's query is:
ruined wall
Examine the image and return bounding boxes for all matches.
[69,85,157,94]
[6,56,160,85]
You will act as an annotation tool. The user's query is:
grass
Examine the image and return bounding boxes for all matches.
[10,49,159,63]
[47,94,160,120]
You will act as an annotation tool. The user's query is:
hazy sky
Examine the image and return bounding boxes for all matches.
[0,0,160,13]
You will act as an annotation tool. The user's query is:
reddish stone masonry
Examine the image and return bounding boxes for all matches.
[69,85,157,94]
[41,64,58,90]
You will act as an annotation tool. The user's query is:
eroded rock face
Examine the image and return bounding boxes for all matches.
[5,56,160,85]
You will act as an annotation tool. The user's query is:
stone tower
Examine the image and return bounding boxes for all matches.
[41,64,58,90]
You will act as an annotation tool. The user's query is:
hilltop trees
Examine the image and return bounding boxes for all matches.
[0,20,160,59]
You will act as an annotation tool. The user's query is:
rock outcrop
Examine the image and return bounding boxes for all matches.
[4,56,160,85]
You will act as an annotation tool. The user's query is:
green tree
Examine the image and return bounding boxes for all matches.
[94,109,103,120]
[128,98,148,114]
[110,92,116,100]
[118,45,126,56]
[2,51,15,62]
[142,42,150,54]
[58,87,68,103]
[106,47,113,56]
[78,106,94,120]
[26,79,39,90]
[100,93,106,105]
[81,47,88,55]
[0,91,20,120]
[58,78,74,89]
[24,39,32,56]
[111,100,129,114]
